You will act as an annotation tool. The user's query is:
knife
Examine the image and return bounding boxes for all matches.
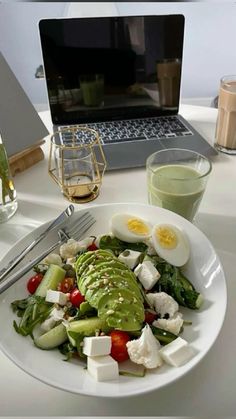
[0,204,74,281]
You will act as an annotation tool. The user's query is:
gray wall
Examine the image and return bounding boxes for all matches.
[1,2,236,108]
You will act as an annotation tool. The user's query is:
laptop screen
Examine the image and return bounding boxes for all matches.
[39,15,184,125]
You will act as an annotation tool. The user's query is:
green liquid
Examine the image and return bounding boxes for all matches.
[147,164,205,221]
[80,79,104,107]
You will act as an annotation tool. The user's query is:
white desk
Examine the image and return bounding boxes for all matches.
[0,105,235,416]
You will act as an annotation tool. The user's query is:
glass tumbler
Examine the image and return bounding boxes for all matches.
[146,148,212,222]
[0,138,18,223]
[215,75,236,154]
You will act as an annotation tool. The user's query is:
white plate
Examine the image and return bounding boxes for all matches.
[0,203,227,398]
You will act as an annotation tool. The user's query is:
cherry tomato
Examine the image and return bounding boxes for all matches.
[58,277,75,293]
[69,288,85,307]
[27,273,43,294]
[144,310,158,324]
[87,241,98,251]
[110,330,130,363]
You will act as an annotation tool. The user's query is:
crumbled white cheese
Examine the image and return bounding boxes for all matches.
[126,324,163,369]
[40,307,65,332]
[143,237,157,256]
[118,249,142,270]
[66,257,76,266]
[60,239,81,260]
[146,292,179,318]
[42,253,62,266]
[134,261,160,290]
[153,312,184,335]
[60,237,96,260]
[40,317,57,332]
[50,307,66,321]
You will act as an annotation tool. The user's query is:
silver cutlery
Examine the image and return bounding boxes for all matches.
[0,204,74,282]
[0,211,95,294]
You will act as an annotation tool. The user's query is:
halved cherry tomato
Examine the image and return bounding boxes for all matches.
[69,288,85,307]
[27,273,43,294]
[87,241,98,251]
[110,330,130,363]
[58,277,75,293]
[144,310,158,324]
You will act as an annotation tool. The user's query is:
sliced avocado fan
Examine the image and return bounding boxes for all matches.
[75,249,145,331]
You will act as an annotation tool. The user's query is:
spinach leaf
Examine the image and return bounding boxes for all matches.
[99,235,147,255]
[11,295,53,336]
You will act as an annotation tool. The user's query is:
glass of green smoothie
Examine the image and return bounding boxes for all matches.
[146,148,212,222]
[80,74,104,107]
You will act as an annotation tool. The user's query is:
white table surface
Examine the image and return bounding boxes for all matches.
[0,104,235,416]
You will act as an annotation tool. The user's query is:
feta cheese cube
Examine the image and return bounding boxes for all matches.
[118,249,142,270]
[159,337,195,367]
[134,261,160,290]
[45,290,68,306]
[83,336,111,357]
[87,355,119,381]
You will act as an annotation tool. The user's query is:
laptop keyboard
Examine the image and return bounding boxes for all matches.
[60,116,193,145]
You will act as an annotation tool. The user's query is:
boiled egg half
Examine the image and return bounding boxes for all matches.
[110,213,152,243]
[152,223,190,267]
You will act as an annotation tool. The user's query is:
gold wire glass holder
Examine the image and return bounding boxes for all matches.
[49,126,106,203]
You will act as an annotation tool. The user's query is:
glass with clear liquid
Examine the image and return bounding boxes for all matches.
[0,137,18,223]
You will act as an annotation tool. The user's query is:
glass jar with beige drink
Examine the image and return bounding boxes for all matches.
[215,75,236,154]
[157,59,181,110]
[147,149,212,222]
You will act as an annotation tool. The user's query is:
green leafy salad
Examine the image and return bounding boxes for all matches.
[11,213,203,381]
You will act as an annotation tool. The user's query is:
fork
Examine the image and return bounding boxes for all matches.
[0,211,95,294]
[0,204,75,282]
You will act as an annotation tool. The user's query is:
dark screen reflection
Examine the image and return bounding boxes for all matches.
[39,15,184,123]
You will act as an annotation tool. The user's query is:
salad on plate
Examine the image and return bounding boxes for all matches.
[11,212,203,382]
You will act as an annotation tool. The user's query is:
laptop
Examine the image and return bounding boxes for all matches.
[39,15,217,170]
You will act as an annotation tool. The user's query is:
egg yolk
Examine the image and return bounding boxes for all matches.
[156,226,178,249]
[127,218,149,235]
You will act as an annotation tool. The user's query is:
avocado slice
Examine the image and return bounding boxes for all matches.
[98,288,144,331]
[80,264,142,300]
[75,249,145,332]
[105,304,144,331]
[85,271,143,308]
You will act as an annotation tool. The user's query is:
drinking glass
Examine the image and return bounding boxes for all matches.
[157,59,181,110]
[49,126,106,203]
[0,139,18,223]
[146,148,212,222]
[79,74,104,107]
[215,75,236,154]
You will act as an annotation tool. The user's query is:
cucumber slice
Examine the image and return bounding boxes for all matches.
[35,264,66,297]
[34,323,67,349]
[67,317,110,346]
[67,317,108,335]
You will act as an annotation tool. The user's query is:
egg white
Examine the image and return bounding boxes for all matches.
[110,213,152,243]
[152,223,190,267]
